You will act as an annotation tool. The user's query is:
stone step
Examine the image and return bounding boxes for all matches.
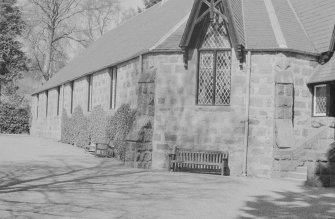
[287,171,307,180]
[296,166,307,174]
[314,140,334,150]
[284,177,306,182]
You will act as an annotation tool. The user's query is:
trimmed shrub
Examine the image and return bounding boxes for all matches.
[106,104,136,159]
[0,103,30,134]
[88,105,108,144]
[60,104,136,161]
[61,106,89,147]
[72,106,89,147]
[61,109,75,144]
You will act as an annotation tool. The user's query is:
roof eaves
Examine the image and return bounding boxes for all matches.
[329,25,335,52]
[241,0,247,47]
[245,47,320,57]
[225,0,245,47]
[31,50,149,95]
[149,13,190,51]
[179,0,202,48]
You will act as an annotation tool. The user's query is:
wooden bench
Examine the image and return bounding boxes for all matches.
[169,148,229,176]
[95,138,114,158]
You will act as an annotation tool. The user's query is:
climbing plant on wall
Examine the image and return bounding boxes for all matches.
[106,104,136,159]
[88,105,108,144]
[61,104,136,160]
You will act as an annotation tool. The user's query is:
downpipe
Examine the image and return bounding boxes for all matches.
[242,51,251,176]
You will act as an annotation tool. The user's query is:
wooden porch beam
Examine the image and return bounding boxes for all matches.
[195,0,228,25]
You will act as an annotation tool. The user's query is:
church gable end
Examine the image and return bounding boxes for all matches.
[180,0,245,62]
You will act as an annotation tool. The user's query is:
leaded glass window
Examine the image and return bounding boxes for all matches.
[197,15,231,106]
[314,84,327,116]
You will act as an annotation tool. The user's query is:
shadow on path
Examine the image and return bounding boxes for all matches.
[0,159,147,218]
[239,184,335,218]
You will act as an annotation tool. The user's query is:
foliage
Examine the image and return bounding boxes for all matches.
[0,102,30,134]
[61,106,89,147]
[72,106,89,147]
[79,0,135,46]
[106,104,136,159]
[143,0,162,9]
[88,105,108,143]
[24,0,83,81]
[0,0,28,98]
[106,104,136,141]
[24,0,136,82]
[60,104,136,160]
[61,109,74,144]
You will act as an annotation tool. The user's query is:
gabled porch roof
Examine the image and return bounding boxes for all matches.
[309,55,335,85]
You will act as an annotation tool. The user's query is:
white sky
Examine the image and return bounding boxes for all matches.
[121,0,144,9]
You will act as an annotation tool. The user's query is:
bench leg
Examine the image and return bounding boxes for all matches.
[221,164,224,176]
[174,163,178,172]
[170,162,174,172]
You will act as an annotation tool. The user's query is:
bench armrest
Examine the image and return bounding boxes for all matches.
[168,153,176,160]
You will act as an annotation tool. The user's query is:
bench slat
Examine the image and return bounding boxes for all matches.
[170,147,229,176]
[171,161,222,166]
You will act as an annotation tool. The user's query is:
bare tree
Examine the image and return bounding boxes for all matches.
[79,0,136,46]
[24,0,137,82]
[24,0,86,81]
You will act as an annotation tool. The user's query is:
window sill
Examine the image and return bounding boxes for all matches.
[194,105,232,112]
[312,114,327,117]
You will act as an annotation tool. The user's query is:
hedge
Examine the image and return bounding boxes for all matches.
[88,105,108,144]
[0,102,30,134]
[61,104,136,159]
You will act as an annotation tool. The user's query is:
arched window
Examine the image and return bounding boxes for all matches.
[197,13,232,106]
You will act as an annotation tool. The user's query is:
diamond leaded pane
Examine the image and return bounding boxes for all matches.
[201,15,231,49]
[215,51,231,105]
[315,85,327,115]
[198,52,214,105]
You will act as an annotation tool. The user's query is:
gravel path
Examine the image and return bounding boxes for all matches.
[0,135,334,219]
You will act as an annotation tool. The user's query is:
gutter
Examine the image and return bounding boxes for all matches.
[244,48,319,58]
[243,51,251,176]
[31,45,321,97]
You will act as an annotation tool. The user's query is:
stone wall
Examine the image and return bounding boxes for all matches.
[30,50,335,178]
[73,77,89,113]
[116,58,140,110]
[30,87,63,139]
[91,69,112,111]
[30,58,141,141]
[63,83,72,115]
[124,58,156,169]
[151,50,248,176]
[248,54,276,176]
[151,51,334,177]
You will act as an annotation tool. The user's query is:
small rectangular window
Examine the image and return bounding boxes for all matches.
[88,75,93,111]
[70,81,74,114]
[46,91,49,118]
[36,94,39,119]
[57,86,61,116]
[110,68,117,109]
[313,84,327,116]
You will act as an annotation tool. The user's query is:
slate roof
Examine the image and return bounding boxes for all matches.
[309,56,335,84]
[242,0,278,49]
[290,0,335,53]
[228,0,245,45]
[34,0,335,94]
[34,0,194,94]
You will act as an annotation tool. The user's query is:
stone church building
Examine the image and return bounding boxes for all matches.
[31,0,335,179]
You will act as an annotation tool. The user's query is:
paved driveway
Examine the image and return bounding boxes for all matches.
[0,135,334,219]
